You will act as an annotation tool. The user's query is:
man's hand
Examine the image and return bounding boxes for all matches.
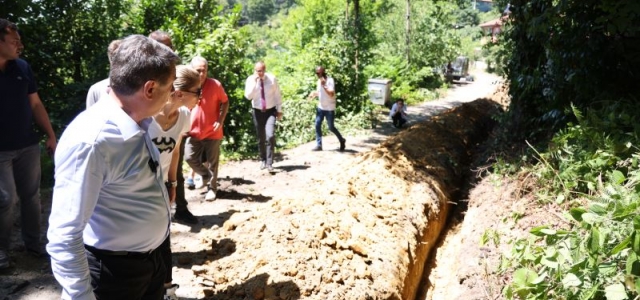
[213,121,221,131]
[308,91,318,99]
[46,135,57,156]
[276,112,283,121]
[319,77,326,85]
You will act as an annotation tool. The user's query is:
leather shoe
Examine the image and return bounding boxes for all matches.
[339,139,346,152]
[173,209,198,224]
[260,161,266,170]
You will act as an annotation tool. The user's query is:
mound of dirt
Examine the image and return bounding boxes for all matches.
[188,99,503,300]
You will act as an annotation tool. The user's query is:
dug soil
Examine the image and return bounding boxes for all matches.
[0,69,558,300]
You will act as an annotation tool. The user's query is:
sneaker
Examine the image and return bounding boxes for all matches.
[267,165,275,173]
[164,283,179,300]
[194,176,209,189]
[339,139,346,152]
[0,250,9,269]
[194,176,203,189]
[173,209,198,224]
[185,178,195,190]
[311,145,322,151]
[205,189,216,201]
[260,161,266,170]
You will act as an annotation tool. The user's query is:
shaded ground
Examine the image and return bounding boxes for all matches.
[0,69,511,300]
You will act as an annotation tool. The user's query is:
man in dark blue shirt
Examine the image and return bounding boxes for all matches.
[0,18,57,269]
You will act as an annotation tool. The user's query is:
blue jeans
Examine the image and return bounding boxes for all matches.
[315,108,344,147]
[0,144,42,251]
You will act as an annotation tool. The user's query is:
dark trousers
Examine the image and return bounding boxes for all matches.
[175,135,188,212]
[315,108,344,147]
[185,137,222,192]
[392,113,407,127]
[86,243,166,300]
[252,107,277,166]
[159,236,172,284]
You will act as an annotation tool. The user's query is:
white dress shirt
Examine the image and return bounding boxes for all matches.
[389,102,408,118]
[47,98,171,300]
[244,72,283,112]
[85,78,109,109]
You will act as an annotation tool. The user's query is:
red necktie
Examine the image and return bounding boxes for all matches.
[260,79,266,111]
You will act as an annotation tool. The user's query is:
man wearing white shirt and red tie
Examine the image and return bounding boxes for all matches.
[244,61,283,173]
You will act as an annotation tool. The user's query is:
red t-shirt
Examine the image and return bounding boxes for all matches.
[189,78,228,140]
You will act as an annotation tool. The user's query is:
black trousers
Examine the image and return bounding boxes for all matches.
[175,135,188,212]
[86,243,166,300]
[252,107,277,166]
[392,113,407,127]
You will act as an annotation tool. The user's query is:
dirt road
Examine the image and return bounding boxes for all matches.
[0,69,501,300]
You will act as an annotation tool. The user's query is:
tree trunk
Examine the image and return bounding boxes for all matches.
[406,0,410,64]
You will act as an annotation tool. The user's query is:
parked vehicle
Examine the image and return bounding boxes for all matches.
[445,56,471,81]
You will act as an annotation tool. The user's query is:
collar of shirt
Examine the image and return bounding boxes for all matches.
[99,97,153,140]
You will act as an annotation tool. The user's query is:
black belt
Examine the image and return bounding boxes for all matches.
[254,107,276,112]
[85,245,155,259]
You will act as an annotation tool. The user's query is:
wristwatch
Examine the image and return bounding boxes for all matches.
[168,181,178,187]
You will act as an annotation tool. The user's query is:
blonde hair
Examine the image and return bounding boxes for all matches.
[174,65,200,91]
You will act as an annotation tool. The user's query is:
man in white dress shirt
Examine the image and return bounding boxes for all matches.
[47,34,179,300]
[244,61,283,172]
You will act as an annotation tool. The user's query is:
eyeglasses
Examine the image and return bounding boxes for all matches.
[182,88,202,98]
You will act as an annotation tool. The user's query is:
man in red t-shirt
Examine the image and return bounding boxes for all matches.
[184,56,229,201]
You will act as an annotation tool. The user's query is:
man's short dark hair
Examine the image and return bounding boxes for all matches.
[0,18,18,41]
[109,35,180,96]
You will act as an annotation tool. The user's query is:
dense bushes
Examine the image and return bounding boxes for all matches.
[492,0,640,298]
[503,101,640,300]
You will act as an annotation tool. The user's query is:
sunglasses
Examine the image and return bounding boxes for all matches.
[182,88,202,98]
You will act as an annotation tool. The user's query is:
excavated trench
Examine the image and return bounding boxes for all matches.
[187,98,504,300]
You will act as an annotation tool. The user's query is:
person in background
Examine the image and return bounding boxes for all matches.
[389,99,408,128]
[307,66,346,152]
[149,65,201,299]
[86,30,173,109]
[244,61,283,173]
[184,56,229,201]
[47,34,179,299]
[0,18,57,269]
[85,39,121,109]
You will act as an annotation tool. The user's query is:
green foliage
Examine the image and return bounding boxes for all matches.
[530,101,640,202]
[9,0,467,181]
[246,0,275,24]
[496,0,640,144]
[503,101,640,299]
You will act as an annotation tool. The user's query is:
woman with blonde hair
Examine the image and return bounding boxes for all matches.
[149,64,201,299]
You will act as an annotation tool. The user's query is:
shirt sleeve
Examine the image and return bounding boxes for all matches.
[217,81,229,103]
[326,78,335,91]
[25,61,38,94]
[85,84,100,109]
[47,141,105,300]
[389,103,397,117]
[244,75,259,100]
[272,76,283,112]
